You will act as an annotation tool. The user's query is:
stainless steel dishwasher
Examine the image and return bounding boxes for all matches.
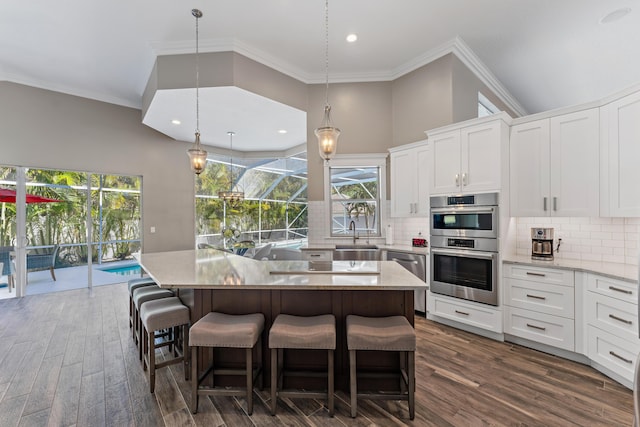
[385,250,428,314]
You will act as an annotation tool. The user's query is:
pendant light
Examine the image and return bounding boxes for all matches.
[314,0,340,162]
[218,131,245,203]
[186,9,208,175]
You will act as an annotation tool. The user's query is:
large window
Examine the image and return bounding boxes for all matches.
[324,155,387,238]
[195,153,308,250]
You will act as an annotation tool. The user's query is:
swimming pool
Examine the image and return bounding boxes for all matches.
[100,264,141,276]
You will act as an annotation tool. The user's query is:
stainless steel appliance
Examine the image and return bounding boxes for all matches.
[531,227,554,260]
[430,193,498,239]
[386,250,427,314]
[430,193,499,306]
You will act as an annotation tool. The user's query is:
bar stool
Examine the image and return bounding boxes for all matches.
[189,312,265,415]
[269,314,336,416]
[139,296,190,393]
[128,277,156,329]
[346,315,416,420]
[132,285,174,356]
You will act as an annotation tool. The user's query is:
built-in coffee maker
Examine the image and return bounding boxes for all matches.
[531,228,554,260]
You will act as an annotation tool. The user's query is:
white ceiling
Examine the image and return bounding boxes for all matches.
[1,0,638,152]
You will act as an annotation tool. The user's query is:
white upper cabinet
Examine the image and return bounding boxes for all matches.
[428,114,509,196]
[601,90,640,217]
[510,108,599,217]
[389,141,430,217]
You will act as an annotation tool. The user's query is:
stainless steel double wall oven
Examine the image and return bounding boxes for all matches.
[430,193,499,306]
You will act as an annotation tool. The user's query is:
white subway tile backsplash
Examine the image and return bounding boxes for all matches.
[515,217,638,266]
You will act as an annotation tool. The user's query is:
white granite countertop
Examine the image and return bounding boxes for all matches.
[138,249,429,290]
[503,255,638,283]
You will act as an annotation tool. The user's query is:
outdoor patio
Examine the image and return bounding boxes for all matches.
[0,262,138,300]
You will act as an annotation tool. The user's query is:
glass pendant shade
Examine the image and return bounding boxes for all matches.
[315,105,340,161]
[187,132,208,175]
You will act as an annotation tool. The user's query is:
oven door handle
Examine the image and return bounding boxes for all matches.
[431,248,496,260]
[430,207,495,215]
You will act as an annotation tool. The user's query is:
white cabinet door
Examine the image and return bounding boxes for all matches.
[461,120,503,193]
[509,119,550,216]
[603,91,640,216]
[509,109,599,217]
[390,149,415,217]
[415,146,431,215]
[390,143,430,217]
[550,108,600,217]
[429,130,461,195]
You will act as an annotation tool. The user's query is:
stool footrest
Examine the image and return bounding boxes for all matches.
[356,392,409,400]
[277,390,329,400]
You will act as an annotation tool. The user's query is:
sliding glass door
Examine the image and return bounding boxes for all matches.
[0,166,141,298]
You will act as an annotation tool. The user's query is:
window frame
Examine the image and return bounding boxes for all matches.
[323,154,387,239]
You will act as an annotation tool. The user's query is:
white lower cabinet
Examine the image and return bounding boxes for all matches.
[503,264,575,351]
[586,273,640,385]
[504,306,574,351]
[427,293,502,333]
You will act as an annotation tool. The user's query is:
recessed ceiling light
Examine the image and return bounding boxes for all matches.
[346,34,358,43]
[600,7,632,24]
[171,119,181,125]
[278,129,288,134]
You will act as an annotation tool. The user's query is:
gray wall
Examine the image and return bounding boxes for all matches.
[306,81,393,201]
[451,55,517,121]
[391,54,454,147]
[0,82,195,254]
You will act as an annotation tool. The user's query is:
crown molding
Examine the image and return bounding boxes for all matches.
[450,36,528,117]
[2,72,141,109]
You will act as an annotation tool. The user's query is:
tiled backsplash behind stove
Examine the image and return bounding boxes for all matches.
[516,217,639,265]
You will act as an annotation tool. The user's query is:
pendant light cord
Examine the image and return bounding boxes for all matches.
[228,132,235,189]
[194,10,201,135]
[324,0,330,108]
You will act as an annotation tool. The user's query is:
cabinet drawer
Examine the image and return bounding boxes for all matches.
[504,278,574,318]
[301,250,332,261]
[588,325,640,382]
[504,264,574,287]
[587,292,638,341]
[586,274,637,304]
[504,306,574,351]
[430,295,502,333]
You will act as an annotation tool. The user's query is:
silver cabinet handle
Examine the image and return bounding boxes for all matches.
[462,173,467,186]
[391,258,419,265]
[526,294,547,300]
[526,272,546,277]
[609,351,632,364]
[553,197,557,211]
[454,310,469,316]
[409,203,413,214]
[609,314,633,325]
[526,323,546,331]
[609,286,632,295]
[543,197,547,211]
[309,254,322,257]
[455,174,460,186]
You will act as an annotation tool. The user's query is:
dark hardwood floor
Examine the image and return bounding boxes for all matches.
[0,283,634,426]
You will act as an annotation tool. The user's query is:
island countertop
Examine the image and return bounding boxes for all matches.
[137,249,428,291]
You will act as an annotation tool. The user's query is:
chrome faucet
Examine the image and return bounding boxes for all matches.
[349,220,358,244]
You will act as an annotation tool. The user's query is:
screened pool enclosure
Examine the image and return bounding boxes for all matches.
[195,152,309,250]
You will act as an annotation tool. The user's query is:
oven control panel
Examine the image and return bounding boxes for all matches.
[446,238,474,249]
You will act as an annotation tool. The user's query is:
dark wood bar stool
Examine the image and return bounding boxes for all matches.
[269,314,336,416]
[346,314,416,420]
[128,277,156,330]
[139,296,190,393]
[189,312,265,415]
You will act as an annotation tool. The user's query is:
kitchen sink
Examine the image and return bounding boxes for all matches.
[333,244,380,261]
[334,244,379,250]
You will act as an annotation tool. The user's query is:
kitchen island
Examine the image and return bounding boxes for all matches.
[138,248,428,391]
